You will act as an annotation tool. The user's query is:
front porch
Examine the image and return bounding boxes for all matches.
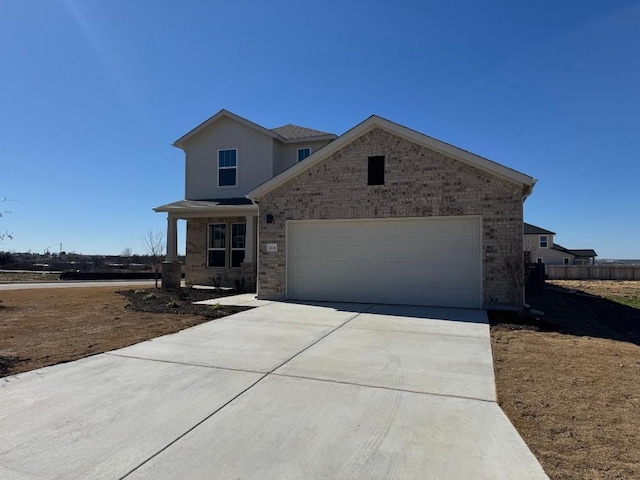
[154,199,258,290]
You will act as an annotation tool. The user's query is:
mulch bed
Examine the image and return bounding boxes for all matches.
[119,287,252,318]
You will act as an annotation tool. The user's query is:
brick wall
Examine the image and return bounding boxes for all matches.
[185,217,256,290]
[256,128,524,308]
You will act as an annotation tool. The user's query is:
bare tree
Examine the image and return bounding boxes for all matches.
[142,229,165,288]
[494,233,533,313]
[121,247,132,257]
[0,198,12,244]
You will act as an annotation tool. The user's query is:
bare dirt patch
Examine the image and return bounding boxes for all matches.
[0,286,249,377]
[491,281,640,480]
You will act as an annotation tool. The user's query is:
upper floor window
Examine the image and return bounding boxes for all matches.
[539,235,548,248]
[218,149,237,187]
[297,148,311,162]
[368,155,385,185]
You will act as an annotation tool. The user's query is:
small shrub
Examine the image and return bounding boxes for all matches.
[143,292,157,301]
[210,304,222,311]
[175,287,191,300]
[212,276,222,294]
[234,278,245,293]
[166,299,181,308]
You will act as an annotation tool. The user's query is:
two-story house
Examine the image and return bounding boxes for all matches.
[156,109,539,309]
[154,109,336,289]
[524,223,597,265]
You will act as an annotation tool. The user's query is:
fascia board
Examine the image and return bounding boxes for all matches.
[154,204,258,219]
[279,134,338,144]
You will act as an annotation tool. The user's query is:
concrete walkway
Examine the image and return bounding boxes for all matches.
[0,301,548,479]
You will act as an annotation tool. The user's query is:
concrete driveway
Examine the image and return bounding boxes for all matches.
[0,301,548,479]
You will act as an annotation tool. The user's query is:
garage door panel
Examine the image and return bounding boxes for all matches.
[287,218,482,308]
[293,241,426,262]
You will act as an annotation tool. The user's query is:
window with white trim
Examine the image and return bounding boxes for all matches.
[218,149,237,187]
[539,235,548,248]
[231,223,246,268]
[563,257,570,265]
[207,224,226,267]
[297,148,311,162]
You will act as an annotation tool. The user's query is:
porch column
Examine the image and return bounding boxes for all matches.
[166,215,178,262]
[162,215,181,289]
[245,215,255,263]
[240,215,257,292]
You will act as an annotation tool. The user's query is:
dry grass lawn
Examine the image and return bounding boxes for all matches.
[491,280,640,480]
[0,271,61,283]
[2,281,639,479]
[0,286,240,376]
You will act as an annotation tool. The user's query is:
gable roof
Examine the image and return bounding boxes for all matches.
[270,124,336,141]
[173,109,278,149]
[173,109,336,149]
[248,114,537,200]
[551,244,597,258]
[551,243,574,255]
[568,249,598,258]
[524,223,556,235]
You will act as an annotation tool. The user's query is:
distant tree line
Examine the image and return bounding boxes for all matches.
[0,251,184,272]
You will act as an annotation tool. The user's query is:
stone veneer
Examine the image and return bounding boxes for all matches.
[185,216,256,290]
[256,128,525,308]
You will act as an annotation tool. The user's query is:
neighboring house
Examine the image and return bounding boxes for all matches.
[524,223,597,265]
[154,109,337,289]
[156,110,537,309]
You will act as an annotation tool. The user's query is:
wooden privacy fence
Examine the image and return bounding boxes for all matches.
[546,265,640,280]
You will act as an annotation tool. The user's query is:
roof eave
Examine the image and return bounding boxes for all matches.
[279,134,338,144]
[154,203,258,218]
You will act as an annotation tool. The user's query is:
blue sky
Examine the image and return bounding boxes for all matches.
[1,0,639,258]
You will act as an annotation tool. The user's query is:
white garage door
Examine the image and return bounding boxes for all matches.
[286,217,482,308]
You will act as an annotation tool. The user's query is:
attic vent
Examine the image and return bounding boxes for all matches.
[368,156,385,185]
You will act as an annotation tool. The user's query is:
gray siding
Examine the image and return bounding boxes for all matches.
[184,116,274,199]
[272,139,334,176]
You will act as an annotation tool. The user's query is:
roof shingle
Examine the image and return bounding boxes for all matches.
[270,124,335,140]
[524,223,556,235]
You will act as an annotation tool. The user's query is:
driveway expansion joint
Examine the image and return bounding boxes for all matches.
[118,305,374,479]
[118,372,269,479]
[270,372,497,404]
[344,324,489,340]
[105,353,266,375]
[263,304,375,374]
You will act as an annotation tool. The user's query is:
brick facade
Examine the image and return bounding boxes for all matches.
[256,128,524,308]
[185,217,256,290]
